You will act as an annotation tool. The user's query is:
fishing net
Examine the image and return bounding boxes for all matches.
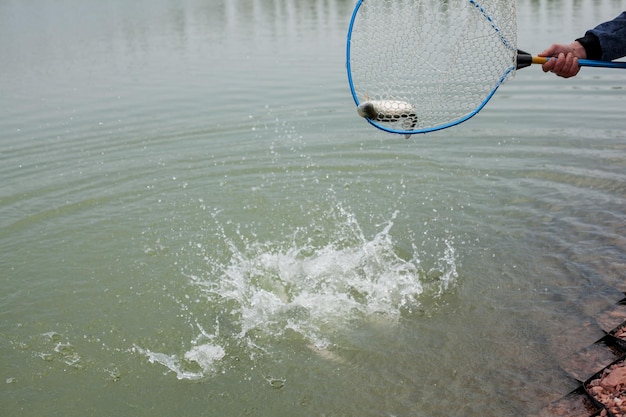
[347,0,517,135]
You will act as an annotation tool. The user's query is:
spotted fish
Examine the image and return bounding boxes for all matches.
[357,100,417,138]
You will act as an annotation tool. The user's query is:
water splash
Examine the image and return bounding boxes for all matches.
[134,321,226,380]
[138,206,458,379]
[221,219,399,344]
[134,342,225,381]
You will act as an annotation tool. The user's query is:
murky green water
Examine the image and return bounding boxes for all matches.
[1,0,625,416]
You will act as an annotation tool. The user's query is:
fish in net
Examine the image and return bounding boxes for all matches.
[346,0,517,136]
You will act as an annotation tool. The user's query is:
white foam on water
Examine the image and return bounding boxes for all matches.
[184,344,226,371]
[135,341,225,381]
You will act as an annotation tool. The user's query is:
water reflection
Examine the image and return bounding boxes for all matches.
[0,0,353,80]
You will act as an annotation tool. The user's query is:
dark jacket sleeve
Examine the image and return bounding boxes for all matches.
[576,12,626,61]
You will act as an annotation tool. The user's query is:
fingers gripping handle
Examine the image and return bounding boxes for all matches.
[516,49,626,70]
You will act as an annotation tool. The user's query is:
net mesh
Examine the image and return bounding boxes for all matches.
[347,0,517,134]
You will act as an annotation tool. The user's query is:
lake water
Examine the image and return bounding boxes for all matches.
[1,0,625,416]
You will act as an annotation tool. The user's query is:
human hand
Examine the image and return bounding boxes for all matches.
[538,41,587,78]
